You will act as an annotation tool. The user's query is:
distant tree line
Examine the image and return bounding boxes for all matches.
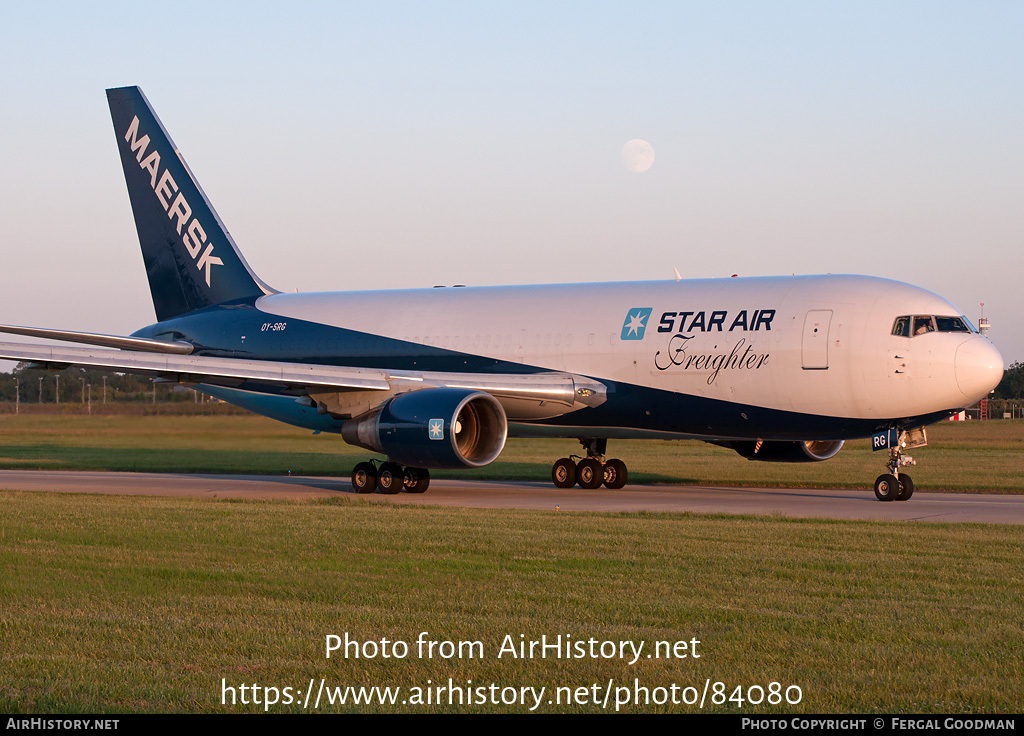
[0,364,196,404]
[993,362,1024,401]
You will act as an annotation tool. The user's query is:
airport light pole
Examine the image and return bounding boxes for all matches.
[38,376,42,403]
[15,377,18,415]
[55,374,59,404]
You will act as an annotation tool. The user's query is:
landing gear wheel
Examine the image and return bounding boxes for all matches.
[377,462,404,494]
[896,474,914,501]
[351,462,377,494]
[602,458,628,489]
[576,458,603,489]
[404,467,430,494]
[876,429,923,502]
[874,473,900,502]
[552,458,576,488]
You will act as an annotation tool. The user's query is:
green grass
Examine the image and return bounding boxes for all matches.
[1,414,1023,492]
[1,491,1021,713]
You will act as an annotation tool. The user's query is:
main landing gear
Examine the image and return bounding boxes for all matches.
[351,460,430,495]
[873,437,916,502]
[551,438,629,490]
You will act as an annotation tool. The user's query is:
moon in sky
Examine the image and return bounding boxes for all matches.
[621,139,655,173]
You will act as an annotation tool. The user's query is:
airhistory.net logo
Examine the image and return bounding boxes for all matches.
[620,308,653,340]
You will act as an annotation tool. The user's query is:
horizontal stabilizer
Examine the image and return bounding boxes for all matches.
[0,324,194,354]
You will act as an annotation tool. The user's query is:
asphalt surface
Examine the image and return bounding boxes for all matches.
[1,469,1022,524]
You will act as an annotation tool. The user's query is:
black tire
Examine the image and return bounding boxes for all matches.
[576,458,603,489]
[404,467,430,494]
[896,474,914,501]
[603,458,628,489]
[552,458,576,488]
[351,462,377,494]
[874,473,900,502]
[377,462,404,494]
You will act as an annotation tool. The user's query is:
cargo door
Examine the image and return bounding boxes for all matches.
[802,310,832,369]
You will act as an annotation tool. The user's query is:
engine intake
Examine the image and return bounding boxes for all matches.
[341,388,507,469]
[722,439,844,463]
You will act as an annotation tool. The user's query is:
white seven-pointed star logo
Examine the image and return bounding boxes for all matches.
[625,311,647,336]
[620,307,653,340]
[428,419,444,440]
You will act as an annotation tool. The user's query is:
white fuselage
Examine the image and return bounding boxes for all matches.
[255,274,1001,423]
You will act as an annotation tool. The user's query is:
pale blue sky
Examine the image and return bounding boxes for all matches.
[0,1,1020,362]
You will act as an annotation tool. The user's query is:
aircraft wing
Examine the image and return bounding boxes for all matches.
[0,339,391,391]
[0,339,606,419]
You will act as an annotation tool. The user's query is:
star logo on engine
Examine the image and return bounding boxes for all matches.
[620,307,653,340]
[428,418,444,440]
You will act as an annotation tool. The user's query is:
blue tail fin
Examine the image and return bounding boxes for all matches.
[106,86,275,321]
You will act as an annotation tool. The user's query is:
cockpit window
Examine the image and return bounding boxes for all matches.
[892,316,911,337]
[935,316,971,333]
[893,314,975,337]
[913,316,935,335]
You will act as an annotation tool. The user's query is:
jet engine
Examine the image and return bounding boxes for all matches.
[720,439,845,463]
[341,388,507,469]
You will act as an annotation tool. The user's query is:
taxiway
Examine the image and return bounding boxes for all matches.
[1,470,1022,524]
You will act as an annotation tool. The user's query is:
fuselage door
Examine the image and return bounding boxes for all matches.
[802,310,833,369]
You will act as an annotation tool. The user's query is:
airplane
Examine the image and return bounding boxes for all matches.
[0,86,1005,502]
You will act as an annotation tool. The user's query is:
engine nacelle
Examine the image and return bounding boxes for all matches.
[722,439,845,463]
[341,388,507,469]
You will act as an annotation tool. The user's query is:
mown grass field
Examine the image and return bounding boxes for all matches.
[1,492,1021,713]
[0,412,1022,492]
[1,413,1022,713]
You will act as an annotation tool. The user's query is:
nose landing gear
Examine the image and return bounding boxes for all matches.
[873,472,912,502]
[551,438,629,490]
[873,430,921,502]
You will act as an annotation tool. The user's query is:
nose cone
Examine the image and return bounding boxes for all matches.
[955,337,1004,403]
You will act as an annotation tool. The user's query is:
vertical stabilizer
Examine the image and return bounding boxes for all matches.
[106,86,275,321]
